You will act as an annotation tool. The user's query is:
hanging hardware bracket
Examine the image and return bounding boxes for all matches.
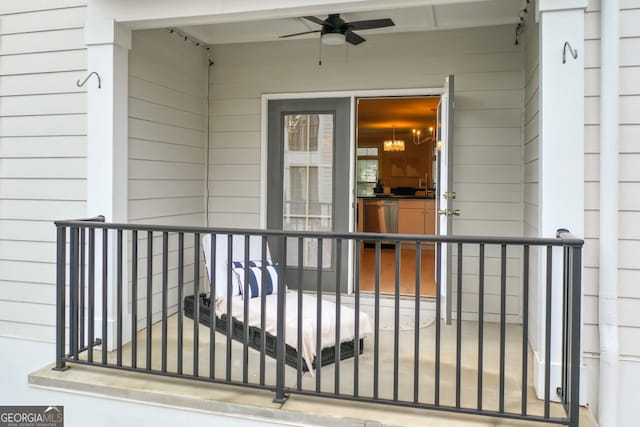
[562,41,578,64]
[76,71,102,89]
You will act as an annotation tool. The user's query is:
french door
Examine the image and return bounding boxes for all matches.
[267,98,351,292]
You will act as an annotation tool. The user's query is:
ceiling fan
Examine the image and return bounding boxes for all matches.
[279,14,395,46]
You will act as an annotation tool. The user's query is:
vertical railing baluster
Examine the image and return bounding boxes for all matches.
[274,236,287,403]
[373,239,381,400]
[393,241,401,401]
[414,242,421,404]
[242,235,250,384]
[177,233,184,375]
[334,238,342,395]
[80,228,86,350]
[455,243,463,408]
[569,246,582,427]
[102,229,109,366]
[522,245,530,415]
[209,233,216,380]
[562,245,570,405]
[161,232,168,372]
[435,241,442,406]
[296,237,303,390]
[54,226,67,371]
[70,227,79,360]
[131,230,138,369]
[88,228,96,364]
[315,238,323,393]
[477,243,485,410]
[260,236,267,386]
[146,231,153,370]
[499,244,507,413]
[354,238,361,398]
[544,245,553,418]
[193,233,200,377]
[116,229,123,367]
[226,236,233,381]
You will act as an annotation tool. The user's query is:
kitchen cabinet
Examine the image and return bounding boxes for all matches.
[398,199,436,242]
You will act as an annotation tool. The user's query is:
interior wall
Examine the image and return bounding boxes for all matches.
[127,29,208,325]
[207,25,525,320]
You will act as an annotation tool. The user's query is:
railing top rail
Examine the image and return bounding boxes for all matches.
[55,218,583,247]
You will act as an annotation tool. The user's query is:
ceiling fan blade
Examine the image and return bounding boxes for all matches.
[279,29,321,38]
[303,16,331,27]
[345,30,366,45]
[348,18,395,31]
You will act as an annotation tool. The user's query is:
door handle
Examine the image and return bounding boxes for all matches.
[438,209,461,217]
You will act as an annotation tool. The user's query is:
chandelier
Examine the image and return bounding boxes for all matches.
[412,127,435,145]
[383,125,405,152]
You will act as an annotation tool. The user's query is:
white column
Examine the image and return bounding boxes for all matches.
[535,0,586,403]
[85,17,132,349]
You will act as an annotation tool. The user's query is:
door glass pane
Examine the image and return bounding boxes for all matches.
[283,113,333,268]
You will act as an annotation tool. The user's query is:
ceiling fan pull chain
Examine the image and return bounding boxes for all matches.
[318,37,323,66]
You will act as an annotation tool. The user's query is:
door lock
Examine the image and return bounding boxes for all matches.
[443,192,457,200]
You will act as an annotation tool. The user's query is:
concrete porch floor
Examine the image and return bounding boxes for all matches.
[30,308,597,427]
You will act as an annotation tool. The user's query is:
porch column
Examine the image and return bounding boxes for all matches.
[85,17,132,349]
[535,0,587,402]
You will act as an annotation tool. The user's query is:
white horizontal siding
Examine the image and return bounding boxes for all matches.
[0,2,87,343]
[127,29,207,329]
[582,3,640,423]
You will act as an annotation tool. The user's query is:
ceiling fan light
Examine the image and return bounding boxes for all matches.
[322,32,345,45]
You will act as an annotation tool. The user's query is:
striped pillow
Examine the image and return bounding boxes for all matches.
[232,261,280,298]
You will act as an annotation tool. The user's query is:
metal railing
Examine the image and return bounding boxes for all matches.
[53,217,583,426]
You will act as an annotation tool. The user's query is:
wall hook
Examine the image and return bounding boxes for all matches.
[76,71,102,89]
[563,41,578,64]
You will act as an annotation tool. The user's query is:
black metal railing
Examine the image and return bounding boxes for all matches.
[53,217,583,427]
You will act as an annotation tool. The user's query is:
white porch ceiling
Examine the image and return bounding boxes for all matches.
[180,0,522,45]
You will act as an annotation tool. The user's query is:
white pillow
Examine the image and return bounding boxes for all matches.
[201,234,273,300]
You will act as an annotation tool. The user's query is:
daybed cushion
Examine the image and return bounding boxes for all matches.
[215,292,372,373]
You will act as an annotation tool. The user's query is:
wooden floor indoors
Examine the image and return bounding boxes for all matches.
[359,245,436,297]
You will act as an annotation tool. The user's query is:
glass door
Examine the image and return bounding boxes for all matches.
[267,98,350,292]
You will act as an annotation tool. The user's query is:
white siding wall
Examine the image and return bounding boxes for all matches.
[128,29,207,326]
[0,1,88,342]
[208,25,524,320]
[582,0,640,423]
[523,6,542,352]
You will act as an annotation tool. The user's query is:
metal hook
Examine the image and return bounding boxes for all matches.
[563,41,578,64]
[76,71,102,89]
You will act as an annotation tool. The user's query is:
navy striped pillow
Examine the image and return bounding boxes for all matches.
[232,261,279,298]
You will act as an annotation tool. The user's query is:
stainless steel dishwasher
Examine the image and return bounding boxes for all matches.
[363,198,398,234]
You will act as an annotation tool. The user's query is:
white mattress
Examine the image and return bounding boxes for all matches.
[215,292,373,373]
